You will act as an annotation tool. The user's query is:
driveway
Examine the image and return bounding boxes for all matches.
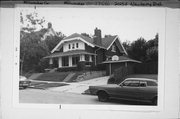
[48,76,109,94]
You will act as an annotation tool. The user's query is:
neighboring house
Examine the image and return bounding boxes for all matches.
[41,22,57,40]
[44,28,140,74]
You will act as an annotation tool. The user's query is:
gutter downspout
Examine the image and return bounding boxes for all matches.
[94,48,101,66]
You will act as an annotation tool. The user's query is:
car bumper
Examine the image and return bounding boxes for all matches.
[19,81,31,87]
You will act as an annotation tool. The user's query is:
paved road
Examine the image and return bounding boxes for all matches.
[19,89,151,105]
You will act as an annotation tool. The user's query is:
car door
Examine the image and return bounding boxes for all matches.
[115,80,140,100]
[138,80,157,100]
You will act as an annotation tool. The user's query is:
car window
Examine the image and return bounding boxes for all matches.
[123,80,139,87]
[122,80,131,86]
[146,81,157,86]
[139,81,147,87]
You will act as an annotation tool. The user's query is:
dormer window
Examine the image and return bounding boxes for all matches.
[69,44,71,49]
[72,43,75,49]
[76,43,79,48]
[111,45,116,52]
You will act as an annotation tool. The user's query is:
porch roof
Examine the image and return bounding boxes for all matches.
[44,50,96,58]
[102,56,141,64]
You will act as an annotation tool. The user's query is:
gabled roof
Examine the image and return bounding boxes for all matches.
[102,35,117,49]
[63,33,106,49]
[51,33,127,54]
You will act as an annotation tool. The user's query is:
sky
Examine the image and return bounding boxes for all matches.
[20,7,165,42]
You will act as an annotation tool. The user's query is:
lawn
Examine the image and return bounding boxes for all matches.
[34,72,70,82]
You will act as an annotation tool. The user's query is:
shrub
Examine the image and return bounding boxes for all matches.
[113,66,134,84]
[107,74,116,84]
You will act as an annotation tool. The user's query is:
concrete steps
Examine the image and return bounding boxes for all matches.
[63,73,76,82]
[28,73,43,80]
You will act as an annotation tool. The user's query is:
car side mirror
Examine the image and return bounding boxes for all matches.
[119,84,123,87]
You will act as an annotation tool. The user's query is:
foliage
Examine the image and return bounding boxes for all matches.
[44,35,64,51]
[127,37,147,62]
[107,66,134,84]
[20,31,49,73]
[20,10,64,74]
[123,33,158,63]
[20,11,46,32]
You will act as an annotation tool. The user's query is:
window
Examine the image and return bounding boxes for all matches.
[68,44,71,49]
[147,81,157,86]
[62,56,69,66]
[72,44,75,49]
[76,43,79,48]
[111,45,116,52]
[139,81,147,87]
[72,56,79,66]
[123,80,139,87]
[85,55,89,61]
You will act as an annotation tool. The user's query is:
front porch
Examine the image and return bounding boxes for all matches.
[44,50,96,71]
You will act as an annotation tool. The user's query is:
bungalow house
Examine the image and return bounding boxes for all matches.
[45,27,140,75]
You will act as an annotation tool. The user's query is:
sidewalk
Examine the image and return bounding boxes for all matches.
[49,76,109,94]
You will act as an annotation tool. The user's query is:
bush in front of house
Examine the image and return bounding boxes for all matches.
[107,66,134,84]
[107,74,116,84]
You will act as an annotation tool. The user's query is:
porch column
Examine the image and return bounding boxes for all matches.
[89,55,92,62]
[125,62,128,67]
[49,58,53,65]
[69,56,72,66]
[58,57,62,68]
[80,54,85,61]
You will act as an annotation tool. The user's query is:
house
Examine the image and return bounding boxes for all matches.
[44,27,140,75]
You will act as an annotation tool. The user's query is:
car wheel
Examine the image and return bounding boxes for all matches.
[97,91,109,102]
[152,97,157,105]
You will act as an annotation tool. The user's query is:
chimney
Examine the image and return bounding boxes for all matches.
[93,27,102,45]
[48,22,52,29]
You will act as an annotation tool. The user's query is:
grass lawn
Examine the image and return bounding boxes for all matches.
[34,72,70,82]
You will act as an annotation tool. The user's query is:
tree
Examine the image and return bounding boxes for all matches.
[20,10,66,74]
[20,31,49,73]
[20,10,49,74]
[127,37,147,62]
[20,11,46,32]
[44,35,64,51]
[124,34,158,63]
[122,40,131,51]
[146,33,158,62]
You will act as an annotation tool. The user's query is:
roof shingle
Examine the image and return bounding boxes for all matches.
[63,33,117,49]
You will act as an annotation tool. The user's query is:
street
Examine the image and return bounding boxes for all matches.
[19,88,150,105]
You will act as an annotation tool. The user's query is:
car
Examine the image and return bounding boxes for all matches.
[19,76,31,89]
[89,78,157,105]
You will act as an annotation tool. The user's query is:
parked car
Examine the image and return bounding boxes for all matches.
[19,76,31,89]
[89,78,157,105]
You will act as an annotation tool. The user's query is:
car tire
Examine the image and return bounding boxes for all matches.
[97,91,109,102]
[152,97,157,105]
